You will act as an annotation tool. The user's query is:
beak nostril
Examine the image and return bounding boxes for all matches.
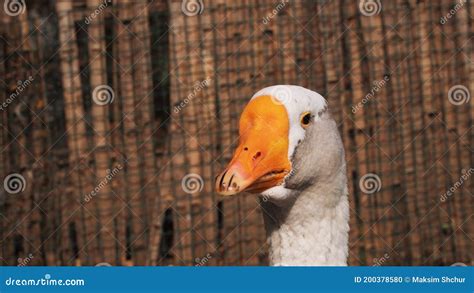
[243,147,248,151]
[252,151,262,161]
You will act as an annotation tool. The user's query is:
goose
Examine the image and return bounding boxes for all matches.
[215,85,349,266]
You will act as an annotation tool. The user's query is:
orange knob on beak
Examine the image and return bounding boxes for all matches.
[215,95,291,196]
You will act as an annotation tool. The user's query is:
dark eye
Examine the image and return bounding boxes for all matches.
[300,112,312,128]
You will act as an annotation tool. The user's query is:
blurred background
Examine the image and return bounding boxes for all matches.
[0,0,472,266]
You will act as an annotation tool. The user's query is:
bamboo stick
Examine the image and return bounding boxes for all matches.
[115,0,149,265]
[86,0,116,264]
[55,0,90,265]
[340,0,373,265]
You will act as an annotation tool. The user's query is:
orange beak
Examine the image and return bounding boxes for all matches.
[215,95,291,196]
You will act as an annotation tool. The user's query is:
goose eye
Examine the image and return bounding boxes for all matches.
[300,112,312,128]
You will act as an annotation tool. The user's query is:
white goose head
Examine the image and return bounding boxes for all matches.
[216,85,349,266]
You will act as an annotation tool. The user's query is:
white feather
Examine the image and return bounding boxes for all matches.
[251,85,349,266]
